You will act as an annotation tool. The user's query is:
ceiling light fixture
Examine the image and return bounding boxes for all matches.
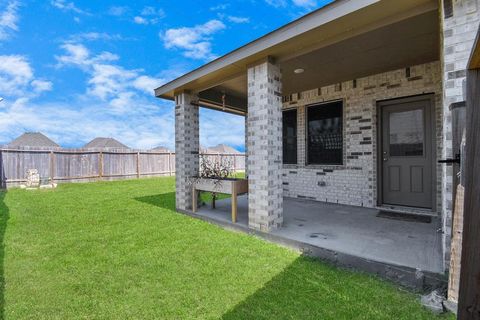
[294,68,305,74]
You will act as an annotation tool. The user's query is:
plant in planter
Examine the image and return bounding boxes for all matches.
[195,155,234,208]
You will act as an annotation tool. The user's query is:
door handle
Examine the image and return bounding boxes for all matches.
[438,153,461,165]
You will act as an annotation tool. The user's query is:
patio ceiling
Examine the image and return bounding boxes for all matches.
[155,0,439,115]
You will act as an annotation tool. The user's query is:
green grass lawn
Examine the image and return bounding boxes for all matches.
[0,177,452,319]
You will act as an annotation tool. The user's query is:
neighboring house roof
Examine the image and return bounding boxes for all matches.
[84,137,129,149]
[206,144,241,154]
[151,146,172,152]
[7,132,59,148]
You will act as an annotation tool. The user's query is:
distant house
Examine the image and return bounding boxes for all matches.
[205,144,241,154]
[151,146,172,153]
[83,138,129,150]
[7,132,59,149]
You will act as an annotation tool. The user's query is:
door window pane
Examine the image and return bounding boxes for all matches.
[283,109,297,164]
[307,101,343,165]
[389,109,424,157]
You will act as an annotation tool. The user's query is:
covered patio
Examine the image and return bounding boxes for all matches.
[155,0,448,287]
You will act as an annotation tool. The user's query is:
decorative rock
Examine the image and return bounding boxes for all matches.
[421,290,445,314]
[25,169,40,188]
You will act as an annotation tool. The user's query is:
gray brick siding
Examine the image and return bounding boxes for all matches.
[281,61,443,212]
[175,92,199,211]
[441,0,480,270]
[247,60,283,231]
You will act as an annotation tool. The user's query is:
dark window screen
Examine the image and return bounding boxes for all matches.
[307,101,343,165]
[282,109,297,164]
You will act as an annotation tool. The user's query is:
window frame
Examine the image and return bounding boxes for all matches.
[305,99,345,166]
[282,108,298,165]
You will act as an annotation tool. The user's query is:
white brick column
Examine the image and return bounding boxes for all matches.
[441,0,480,270]
[247,58,283,232]
[175,91,199,211]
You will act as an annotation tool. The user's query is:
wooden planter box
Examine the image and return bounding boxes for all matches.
[192,178,248,223]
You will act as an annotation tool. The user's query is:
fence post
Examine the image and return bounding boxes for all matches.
[50,151,55,182]
[99,151,103,180]
[233,154,236,173]
[168,152,172,176]
[136,152,140,179]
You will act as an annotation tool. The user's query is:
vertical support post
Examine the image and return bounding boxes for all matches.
[231,182,237,223]
[192,185,198,213]
[168,152,172,176]
[458,66,480,320]
[233,154,237,174]
[247,57,283,232]
[245,114,248,178]
[136,152,140,178]
[175,91,199,211]
[49,151,55,182]
[99,151,103,179]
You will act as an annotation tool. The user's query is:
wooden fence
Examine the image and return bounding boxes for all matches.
[0,147,245,188]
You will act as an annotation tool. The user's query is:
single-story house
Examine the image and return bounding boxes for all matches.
[205,144,242,154]
[83,137,130,150]
[151,146,172,153]
[155,0,479,295]
[7,132,59,149]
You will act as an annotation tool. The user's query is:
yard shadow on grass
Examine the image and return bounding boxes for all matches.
[220,257,430,320]
[135,192,176,211]
[0,191,8,320]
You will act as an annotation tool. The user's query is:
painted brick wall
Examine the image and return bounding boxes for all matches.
[281,61,443,213]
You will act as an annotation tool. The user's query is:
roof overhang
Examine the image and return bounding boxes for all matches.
[155,0,439,112]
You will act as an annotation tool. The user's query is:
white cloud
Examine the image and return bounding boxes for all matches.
[108,6,128,16]
[50,0,88,15]
[0,55,53,109]
[0,55,33,95]
[161,20,226,60]
[0,97,246,151]
[210,4,229,11]
[0,53,244,150]
[292,0,317,8]
[141,6,164,17]
[228,16,249,24]
[265,0,317,8]
[0,1,20,40]
[87,64,137,100]
[31,79,53,93]
[55,43,90,66]
[133,6,165,25]
[200,108,245,150]
[133,75,162,95]
[55,43,165,113]
[264,0,287,8]
[0,98,178,149]
[67,32,124,42]
[133,16,148,25]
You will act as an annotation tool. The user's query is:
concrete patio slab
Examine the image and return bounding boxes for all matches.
[196,195,443,275]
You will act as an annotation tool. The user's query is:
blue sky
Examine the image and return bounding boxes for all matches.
[0,0,331,150]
